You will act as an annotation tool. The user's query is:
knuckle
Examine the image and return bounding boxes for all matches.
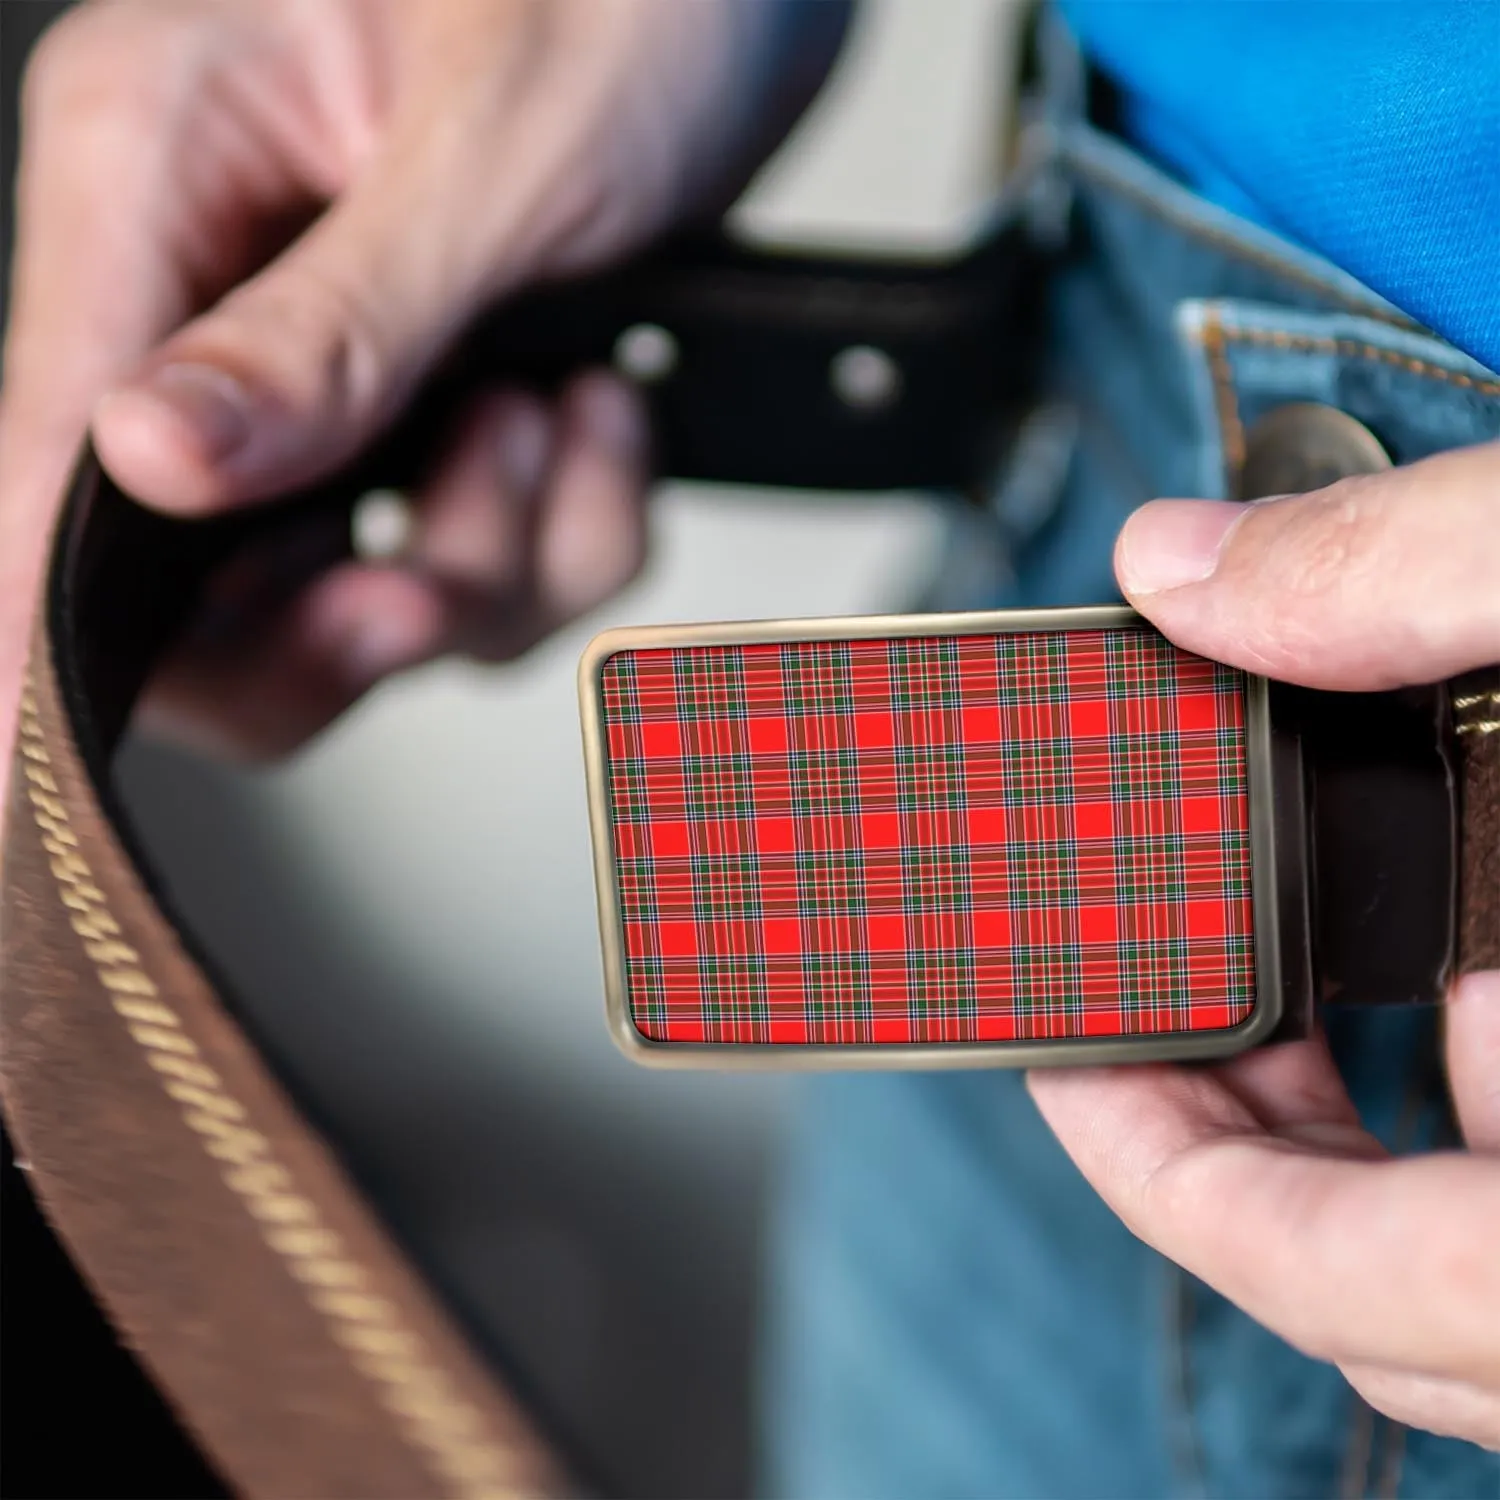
[1267,478,1389,602]
[219,262,393,419]
[1214,477,1395,678]
[292,269,391,416]
[20,8,103,118]
[21,0,195,131]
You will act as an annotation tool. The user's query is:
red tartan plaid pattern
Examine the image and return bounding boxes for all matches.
[598,627,1255,1045]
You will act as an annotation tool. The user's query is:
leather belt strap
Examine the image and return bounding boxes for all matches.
[5,460,570,1498]
[1454,665,1500,973]
[1,228,1496,1496]
[0,232,1036,1498]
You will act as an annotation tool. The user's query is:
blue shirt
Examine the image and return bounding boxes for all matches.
[1060,0,1500,373]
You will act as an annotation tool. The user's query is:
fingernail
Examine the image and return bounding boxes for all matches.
[496,404,550,495]
[127,363,254,465]
[1117,499,1244,595]
[576,376,645,458]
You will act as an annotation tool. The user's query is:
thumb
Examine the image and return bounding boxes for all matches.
[91,143,529,512]
[1117,448,1500,1153]
[1114,442,1500,691]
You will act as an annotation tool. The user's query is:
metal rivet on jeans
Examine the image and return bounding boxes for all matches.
[1237,403,1391,501]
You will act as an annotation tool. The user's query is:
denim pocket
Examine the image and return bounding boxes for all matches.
[1176,301,1500,500]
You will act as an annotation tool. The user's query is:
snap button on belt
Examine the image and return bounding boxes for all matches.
[1236,401,1391,501]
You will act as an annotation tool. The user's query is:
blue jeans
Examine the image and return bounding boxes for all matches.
[760,97,1500,1500]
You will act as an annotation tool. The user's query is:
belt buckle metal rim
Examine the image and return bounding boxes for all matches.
[578,602,1295,1071]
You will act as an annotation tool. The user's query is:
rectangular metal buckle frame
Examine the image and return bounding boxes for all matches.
[579,605,1304,1070]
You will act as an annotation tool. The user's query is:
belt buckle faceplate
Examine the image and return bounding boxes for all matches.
[579,605,1301,1069]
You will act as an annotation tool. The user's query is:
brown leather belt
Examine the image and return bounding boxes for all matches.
[1455,667,1500,973]
[2,231,1497,1497]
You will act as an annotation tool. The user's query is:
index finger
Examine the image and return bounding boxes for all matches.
[2,6,196,494]
[2,11,189,638]
[1028,1054,1500,1388]
[1,6,230,805]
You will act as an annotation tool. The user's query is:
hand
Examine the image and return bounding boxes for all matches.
[1030,441,1500,1449]
[0,0,844,759]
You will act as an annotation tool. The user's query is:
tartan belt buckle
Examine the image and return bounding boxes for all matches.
[578,605,1458,1069]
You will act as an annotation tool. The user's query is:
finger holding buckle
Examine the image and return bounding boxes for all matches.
[1113,440,1500,690]
[1110,438,1500,1139]
[1030,1045,1500,1377]
[1036,441,1500,1447]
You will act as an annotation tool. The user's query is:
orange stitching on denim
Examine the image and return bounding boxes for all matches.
[1193,324,1500,497]
[1217,327,1500,396]
[1066,144,1419,328]
[1195,311,1245,480]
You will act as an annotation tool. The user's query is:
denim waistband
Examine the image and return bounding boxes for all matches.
[951,69,1500,613]
[1054,117,1500,489]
